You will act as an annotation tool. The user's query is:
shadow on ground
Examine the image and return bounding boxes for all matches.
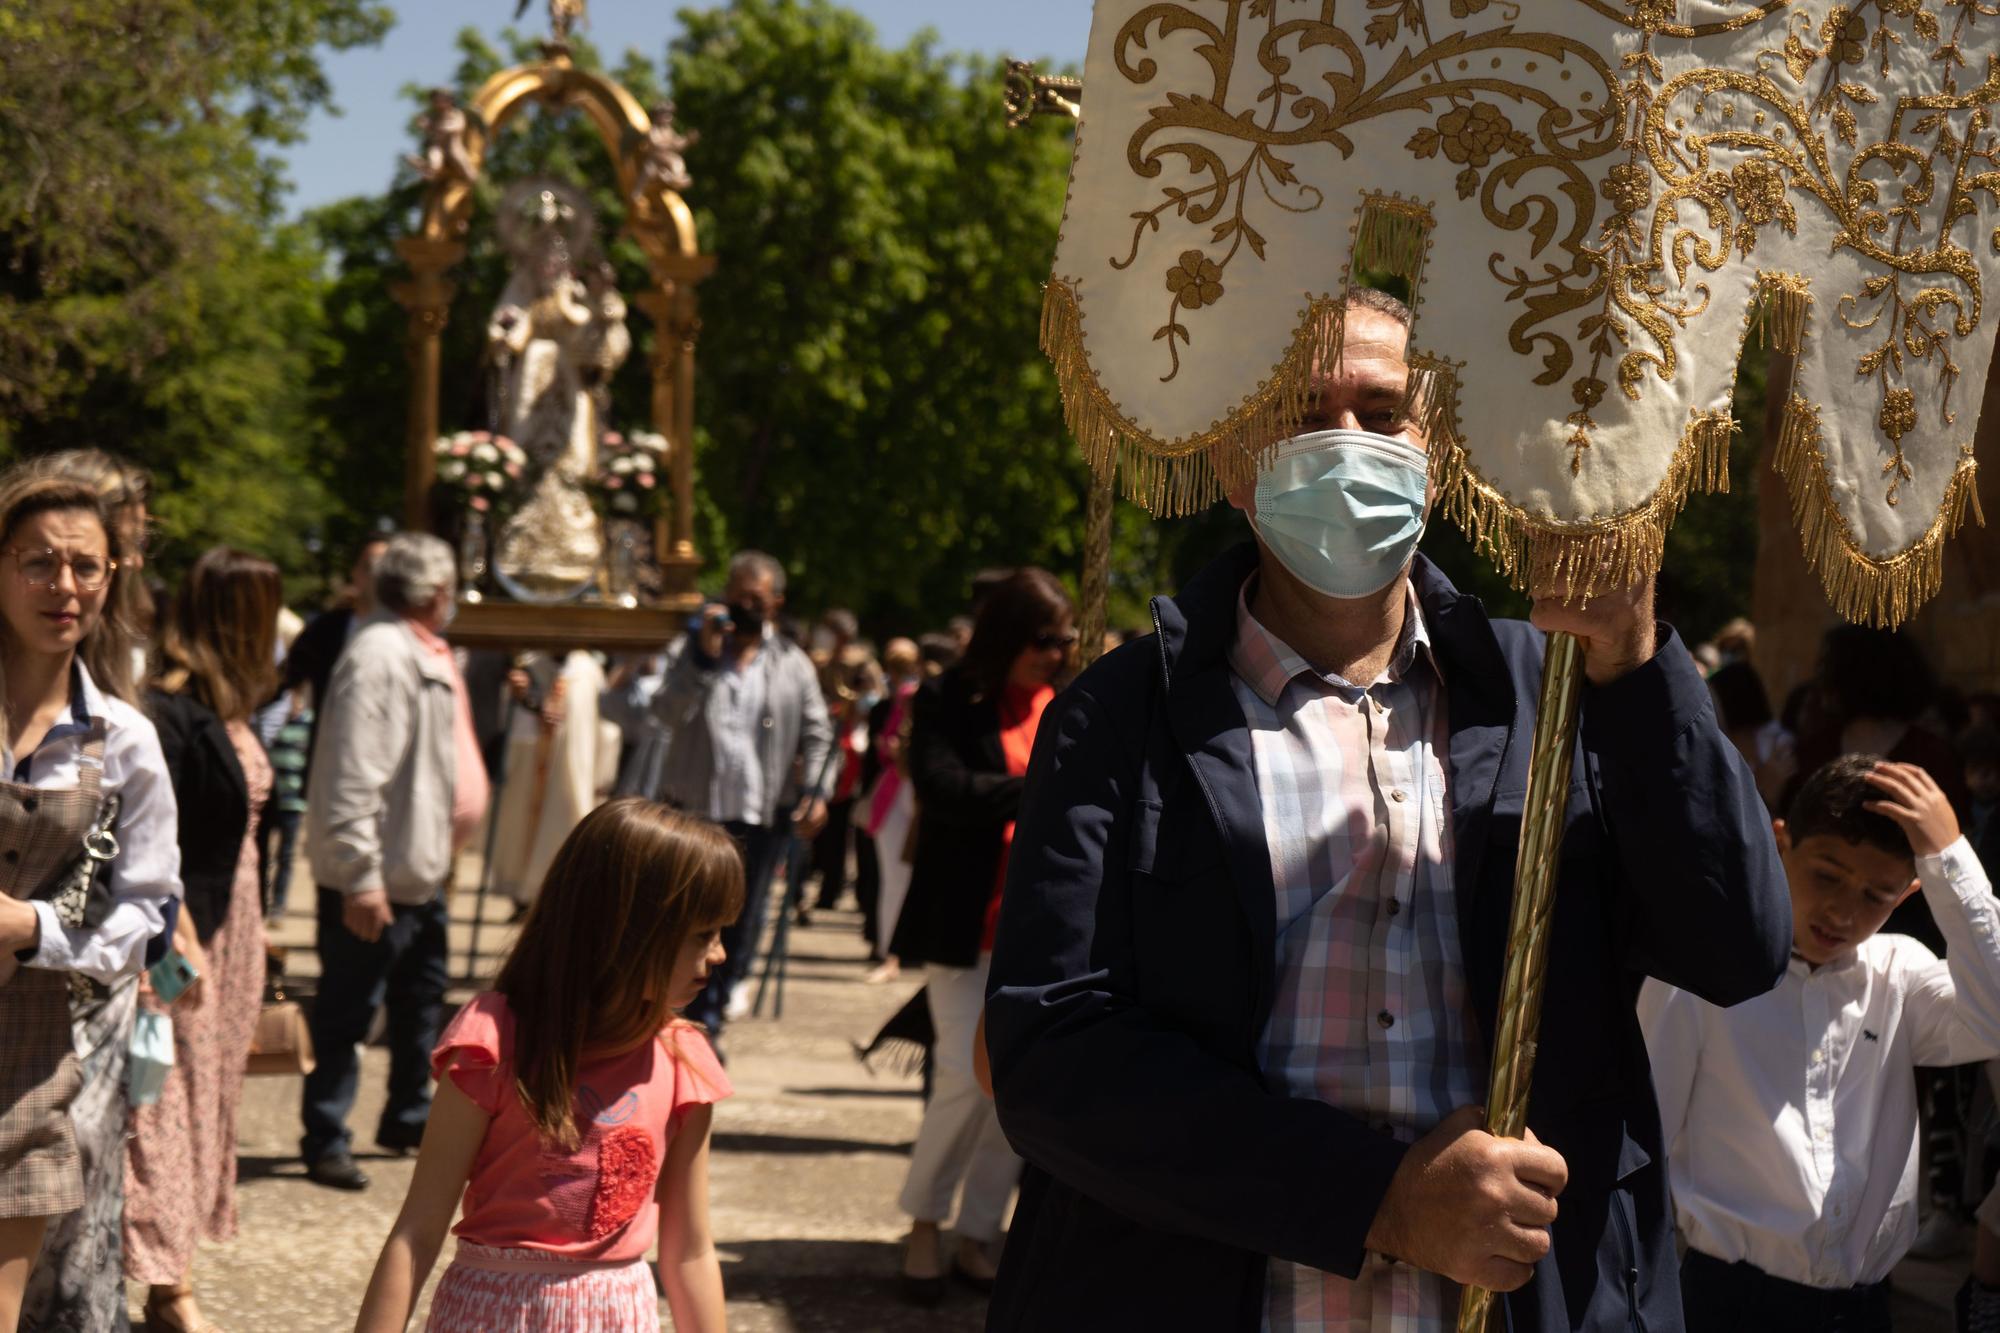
[712,1131,911,1158]
[719,1238,989,1332]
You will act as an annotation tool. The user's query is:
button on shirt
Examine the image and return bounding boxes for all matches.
[706,628,772,827]
[1227,583,1481,1333]
[14,662,182,984]
[1640,838,2000,1289]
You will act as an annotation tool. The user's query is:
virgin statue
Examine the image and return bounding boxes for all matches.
[486,180,629,601]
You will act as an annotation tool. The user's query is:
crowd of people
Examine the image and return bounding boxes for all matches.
[0,441,1079,1332]
[1,414,2000,1332]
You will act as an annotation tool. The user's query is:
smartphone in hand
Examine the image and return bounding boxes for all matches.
[148,951,199,1004]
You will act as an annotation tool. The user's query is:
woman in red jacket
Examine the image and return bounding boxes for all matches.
[889,569,1074,1305]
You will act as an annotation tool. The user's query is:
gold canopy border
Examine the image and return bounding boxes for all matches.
[1774,397,1983,629]
[1042,261,1979,622]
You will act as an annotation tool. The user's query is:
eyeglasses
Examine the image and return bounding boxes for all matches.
[1033,630,1080,652]
[6,548,117,593]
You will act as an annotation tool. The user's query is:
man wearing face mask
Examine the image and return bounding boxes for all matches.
[652,549,832,1046]
[983,290,1789,1331]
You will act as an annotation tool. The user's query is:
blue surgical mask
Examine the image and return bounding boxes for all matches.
[1251,429,1430,600]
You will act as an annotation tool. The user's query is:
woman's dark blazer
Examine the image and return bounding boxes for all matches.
[147,688,252,943]
[886,669,1024,970]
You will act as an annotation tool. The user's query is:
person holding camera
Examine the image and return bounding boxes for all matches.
[650,550,831,1050]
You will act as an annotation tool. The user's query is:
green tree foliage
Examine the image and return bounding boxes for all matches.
[309,4,1082,627]
[665,1,1083,623]
[0,0,391,579]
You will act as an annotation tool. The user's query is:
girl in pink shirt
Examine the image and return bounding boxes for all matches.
[356,799,742,1333]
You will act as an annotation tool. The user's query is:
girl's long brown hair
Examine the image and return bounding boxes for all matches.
[154,547,283,722]
[495,799,744,1150]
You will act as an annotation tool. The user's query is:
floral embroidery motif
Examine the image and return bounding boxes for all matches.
[1166,250,1225,309]
[1100,0,2000,502]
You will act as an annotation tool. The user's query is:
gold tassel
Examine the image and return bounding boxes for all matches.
[1353,193,1434,290]
[1428,409,1735,603]
[1771,394,1982,628]
[1040,278,1353,516]
[1753,272,1813,356]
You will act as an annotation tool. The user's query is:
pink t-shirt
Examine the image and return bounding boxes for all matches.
[431,992,732,1261]
[407,619,490,851]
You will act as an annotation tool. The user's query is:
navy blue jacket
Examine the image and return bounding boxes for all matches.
[985,546,1790,1332]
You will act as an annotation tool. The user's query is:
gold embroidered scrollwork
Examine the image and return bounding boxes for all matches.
[1043,0,2000,621]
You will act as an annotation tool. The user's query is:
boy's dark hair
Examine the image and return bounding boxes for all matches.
[1786,754,1912,865]
[1962,727,2000,772]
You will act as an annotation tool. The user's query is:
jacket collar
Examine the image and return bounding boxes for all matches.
[1151,543,1491,687]
[375,612,457,687]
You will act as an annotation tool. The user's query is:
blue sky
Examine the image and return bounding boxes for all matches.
[283,1,1090,213]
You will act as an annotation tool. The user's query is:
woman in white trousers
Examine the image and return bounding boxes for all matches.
[884,570,1073,1304]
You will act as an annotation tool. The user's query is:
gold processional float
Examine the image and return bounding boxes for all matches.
[388,0,715,970]
[393,0,714,651]
[1018,3,1996,1328]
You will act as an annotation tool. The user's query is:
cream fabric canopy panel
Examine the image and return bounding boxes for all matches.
[1043,0,1997,625]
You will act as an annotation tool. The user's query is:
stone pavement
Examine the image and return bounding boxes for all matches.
[142,879,986,1331]
[135,870,1961,1331]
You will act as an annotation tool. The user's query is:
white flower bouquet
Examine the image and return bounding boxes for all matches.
[432,431,529,514]
[588,429,670,520]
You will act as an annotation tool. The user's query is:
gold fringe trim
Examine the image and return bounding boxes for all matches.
[1401,351,1462,451]
[1753,271,1813,356]
[1040,277,1354,516]
[1043,273,1734,596]
[1428,397,1737,602]
[1353,193,1433,289]
[1772,394,1984,628]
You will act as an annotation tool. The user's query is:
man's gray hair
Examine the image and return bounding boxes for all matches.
[727,549,786,597]
[1345,286,1413,328]
[374,532,457,614]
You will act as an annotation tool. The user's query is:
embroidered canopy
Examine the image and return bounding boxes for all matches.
[1043,0,1998,625]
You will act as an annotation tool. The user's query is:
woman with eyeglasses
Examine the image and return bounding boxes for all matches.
[33,451,155,688]
[888,567,1074,1305]
[0,468,181,1333]
[123,548,282,1333]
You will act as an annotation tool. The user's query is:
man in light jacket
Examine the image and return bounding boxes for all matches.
[652,549,832,1045]
[300,533,489,1191]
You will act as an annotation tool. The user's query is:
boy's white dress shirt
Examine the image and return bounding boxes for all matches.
[1638,837,2000,1289]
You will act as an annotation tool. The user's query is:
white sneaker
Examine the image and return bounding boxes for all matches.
[1910,1209,1969,1260]
[724,980,753,1022]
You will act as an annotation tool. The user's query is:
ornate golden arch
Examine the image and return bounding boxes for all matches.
[392,48,714,611]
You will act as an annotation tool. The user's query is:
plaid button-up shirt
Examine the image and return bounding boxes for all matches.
[1227,581,1483,1333]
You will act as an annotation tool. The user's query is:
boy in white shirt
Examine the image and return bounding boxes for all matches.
[1640,755,2000,1332]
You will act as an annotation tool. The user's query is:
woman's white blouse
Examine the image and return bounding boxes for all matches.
[11,662,182,984]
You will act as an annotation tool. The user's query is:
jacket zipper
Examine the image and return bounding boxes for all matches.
[1608,1188,1648,1333]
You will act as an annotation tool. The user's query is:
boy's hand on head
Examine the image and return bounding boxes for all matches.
[1865,761,1960,858]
